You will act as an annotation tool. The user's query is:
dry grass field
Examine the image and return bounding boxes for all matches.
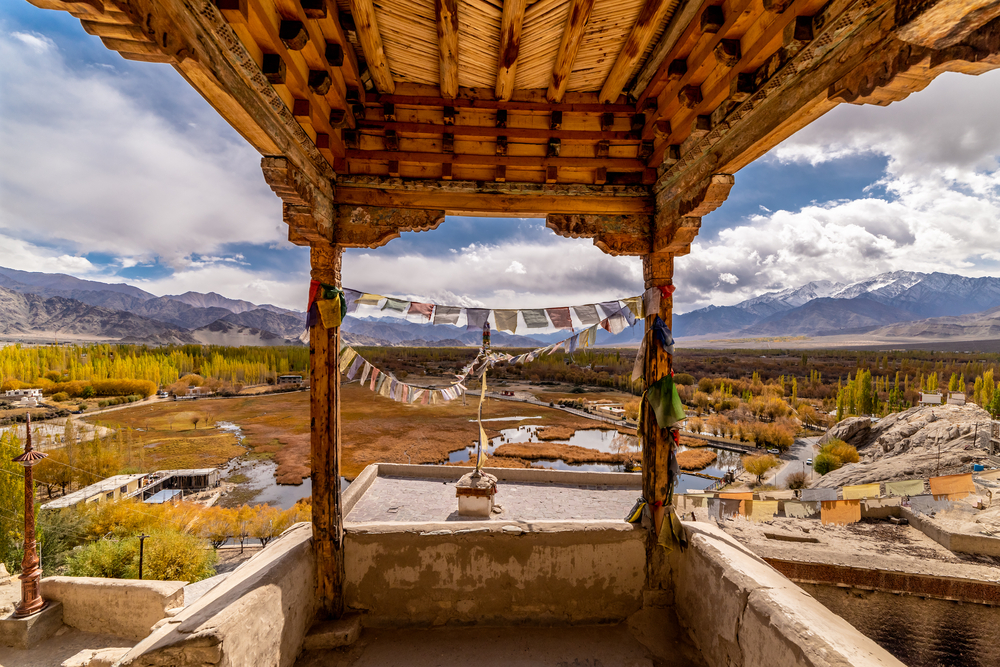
[91,385,624,482]
[676,449,718,470]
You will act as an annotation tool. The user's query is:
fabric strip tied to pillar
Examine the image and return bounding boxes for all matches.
[646,376,685,428]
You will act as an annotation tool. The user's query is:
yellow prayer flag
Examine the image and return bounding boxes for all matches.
[842,483,880,500]
[929,473,976,498]
[355,293,383,306]
[318,295,343,328]
[821,499,861,526]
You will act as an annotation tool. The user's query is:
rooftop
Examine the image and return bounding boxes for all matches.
[40,473,147,510]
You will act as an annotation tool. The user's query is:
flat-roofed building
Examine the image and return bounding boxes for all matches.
[40,473,149,511]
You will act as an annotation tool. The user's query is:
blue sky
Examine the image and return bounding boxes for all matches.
[2,5,999,313]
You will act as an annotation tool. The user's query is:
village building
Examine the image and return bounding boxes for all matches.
[278,374,304,385]
[39,473,150,511]
[3,389,42,399]
[10,0,1000,665]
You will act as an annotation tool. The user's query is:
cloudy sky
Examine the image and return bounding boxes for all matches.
[2,5,999,314]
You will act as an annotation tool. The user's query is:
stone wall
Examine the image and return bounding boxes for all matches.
[344,521,645,626]
[117,522,317,667]
[671,523,905,667]
[40,577,184,641]
[803,584,1000,667]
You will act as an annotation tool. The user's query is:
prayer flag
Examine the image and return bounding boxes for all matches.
[546,307,573,330]
[573,304,601,326]
[434,306,462,326]
[466,308,490,331]
[602,311,628,335]
[318,296,343,328]
[407,302,434,321]
[356,293,382,306]
[338,347,357,373]
[747,500,778,522]
[369,368,380,391]
[821,499,861,526]
[360,362,372,384]
[522,309,549,329]
[929,473,976,498]
[343,289,363,314]
[885,479,925,497]
[842,483,880,500]
[632,336,647,382]
[374,374,386,393]
[494,309,518,333]
[646,376,685,428]
[622,296,643,320]
[347,356,364,380]
[567,334,580,353]
[382,298,409,312]
[801,488,838,502]
[598,301,621,318]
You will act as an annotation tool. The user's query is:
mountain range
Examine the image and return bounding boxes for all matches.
[3,266,999,348]
[674,271,1000,340]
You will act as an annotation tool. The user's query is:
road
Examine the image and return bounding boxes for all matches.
[771,435,821,488]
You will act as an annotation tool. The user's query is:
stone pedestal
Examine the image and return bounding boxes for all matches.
[0,600,63,649]
[456,472,498,517]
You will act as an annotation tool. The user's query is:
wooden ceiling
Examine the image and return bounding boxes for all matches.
[24,0,1000,245]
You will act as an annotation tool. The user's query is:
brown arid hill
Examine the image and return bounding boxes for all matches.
[812,404,991,488]
[185,319,302,347]
[0,285,195,344]
[868,306,1000,340]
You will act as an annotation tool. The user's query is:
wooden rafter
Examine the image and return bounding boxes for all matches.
[599,0,676,104]
[495,0,528,101]
[349,0,395,93]
[546,0,597,103]
[631,0,704,101]
[436,0,460,99]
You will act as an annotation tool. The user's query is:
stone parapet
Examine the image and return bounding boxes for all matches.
[41,577,184,641]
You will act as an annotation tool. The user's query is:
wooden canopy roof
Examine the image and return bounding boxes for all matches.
[26,0,1000,255]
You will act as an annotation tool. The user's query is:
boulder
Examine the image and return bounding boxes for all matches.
[813,403,991,487]
[819,416,871,447]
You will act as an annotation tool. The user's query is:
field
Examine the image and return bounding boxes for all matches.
[87,385,626,483]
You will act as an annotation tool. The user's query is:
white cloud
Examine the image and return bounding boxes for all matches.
[0,30,280,267]
[505,260,526,274]
[10,31,54,53]
[718,273,738,285]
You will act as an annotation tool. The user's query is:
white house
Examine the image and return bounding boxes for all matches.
[5,388,42,398]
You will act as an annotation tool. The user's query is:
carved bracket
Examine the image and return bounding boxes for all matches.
[544,214,653,256]
[895,0,1000,50]
[333,206,446,249]
[263,157,333,245]
[652,174,734,256]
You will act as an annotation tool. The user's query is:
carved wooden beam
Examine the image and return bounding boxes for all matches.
[349,0,395,93]
[547,0,597,103]
[894,0,1000,50]
[436,0,460,99]
[333,205,446,248]
[545,213,652,256]
[495,0,527,101]
[599,0,675,104]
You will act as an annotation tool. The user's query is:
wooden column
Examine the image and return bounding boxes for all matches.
[640,250,673,589]
[310,241,344,618]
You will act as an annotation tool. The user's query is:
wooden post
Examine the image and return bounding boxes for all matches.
[640,250,673,589]
[310,241,344,618]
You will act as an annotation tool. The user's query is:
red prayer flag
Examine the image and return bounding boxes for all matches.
[407,302,435,321]
[546,307,573,330]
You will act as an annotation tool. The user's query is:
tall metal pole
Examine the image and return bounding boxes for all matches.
[138,534,149,580]
[13,414,48,618]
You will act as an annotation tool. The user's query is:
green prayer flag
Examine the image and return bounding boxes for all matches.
[645,375,685,428]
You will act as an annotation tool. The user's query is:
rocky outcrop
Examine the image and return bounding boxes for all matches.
[820,416,871,447]
[813,404,992,488]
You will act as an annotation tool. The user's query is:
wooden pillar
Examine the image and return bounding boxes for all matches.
[641,250,673,589]
[309,240,344,618]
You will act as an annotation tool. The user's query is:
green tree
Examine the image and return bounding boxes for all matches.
[742,454,780,485]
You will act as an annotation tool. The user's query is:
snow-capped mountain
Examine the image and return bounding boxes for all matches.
[674,271,1000,338]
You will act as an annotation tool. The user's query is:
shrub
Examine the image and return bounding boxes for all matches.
[797,404,819,425]
[785,471,808,490]
[697,377,716,393]
[687,416,703,434]
[141,531,216,582]
[67,537,138,579]
[674,373,695,386]
[813,452,841,475]
[706,414,731,437]
[51,392,70,402]
[693,391,711,414]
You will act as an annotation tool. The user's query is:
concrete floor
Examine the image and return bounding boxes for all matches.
[0,626,133,667]
[346,477,640,523]
[296,614,707,667]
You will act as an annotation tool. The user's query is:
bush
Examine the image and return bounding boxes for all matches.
[697,378,716,393]
[51,392,70,402]
[67,537,138,579]
[674,373,695,386]
[813,452,841,475]
[686,416,703,434]
[67,530,215,582]
[785,471,808,490]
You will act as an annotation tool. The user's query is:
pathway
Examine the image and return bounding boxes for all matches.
[771,436,821,488]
